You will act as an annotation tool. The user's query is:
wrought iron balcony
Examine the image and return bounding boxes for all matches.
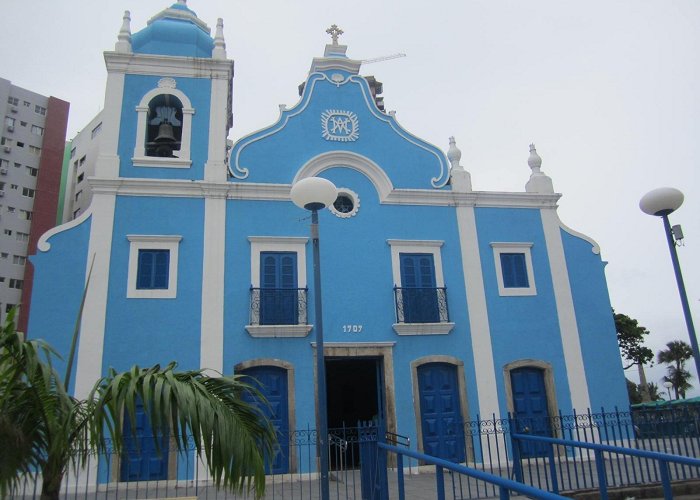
[250,287,308,326]
[394,286,449,324]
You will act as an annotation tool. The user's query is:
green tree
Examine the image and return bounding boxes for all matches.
[658,340,694,399]
[0,309,276,500]
[615,311,654,402]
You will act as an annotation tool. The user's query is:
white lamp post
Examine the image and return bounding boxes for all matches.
[663,380,674,401]
[290,176,337,500]
[640,187,700,385]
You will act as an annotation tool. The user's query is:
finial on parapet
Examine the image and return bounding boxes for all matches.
[178,0,187,5]
[115,10,132,53]
[525,143,554,193]
[212,18,227,59]
[326,24,344,46]
[447,136,472,192]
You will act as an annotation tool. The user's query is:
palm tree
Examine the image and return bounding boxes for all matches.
[657,340,694,399]
[0,309,276,499]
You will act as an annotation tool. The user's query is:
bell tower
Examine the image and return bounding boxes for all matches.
[95,1,233,182]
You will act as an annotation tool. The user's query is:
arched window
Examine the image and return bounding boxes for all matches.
[132,82,194,168]
[145,94,183,158]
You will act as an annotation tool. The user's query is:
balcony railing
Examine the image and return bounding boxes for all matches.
[250,287,308,326]
[394,286,449,324]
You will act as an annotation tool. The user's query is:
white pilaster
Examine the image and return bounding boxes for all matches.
[74,193,116,399]
[200,194,226,374]
[204,76,230,182]
[456,207,499,415]
[95,70,125,178]
[540,208,591,411]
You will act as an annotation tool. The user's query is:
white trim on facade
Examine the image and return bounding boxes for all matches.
[540,208,591,411]
[490,242,537,296]
[126,235,182,299]
[74,193,117,399]
[200,195,226,375]
[454,206,501,429]
[104,52,233,80]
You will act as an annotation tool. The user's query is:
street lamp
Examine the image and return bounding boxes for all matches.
[663,380,674,401]
[640,187,700,385]
[290,176,337,500]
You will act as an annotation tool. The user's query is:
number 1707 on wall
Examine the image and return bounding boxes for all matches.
[343,324,363,333]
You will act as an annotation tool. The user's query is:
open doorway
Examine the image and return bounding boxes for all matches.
[325,357,382,469]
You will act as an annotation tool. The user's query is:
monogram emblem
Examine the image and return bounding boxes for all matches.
[321,109,359,142]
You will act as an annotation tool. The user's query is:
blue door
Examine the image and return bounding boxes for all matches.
[120,400,169,481]
[400,253,438,323]
[510,367,551,458]
[260,252,298,325]
[241,366,290,473]
[417,363,465,462]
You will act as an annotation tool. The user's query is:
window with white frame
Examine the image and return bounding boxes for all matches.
[31,125,44,136]
[491,242,537,296]
[387,239,454,334]
[126,235,182,299]
[246,236,311,337]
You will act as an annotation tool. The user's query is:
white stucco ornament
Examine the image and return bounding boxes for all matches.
[157,77,177,89]
[321,109,359,142]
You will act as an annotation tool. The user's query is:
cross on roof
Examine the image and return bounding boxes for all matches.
[326,24,344,46]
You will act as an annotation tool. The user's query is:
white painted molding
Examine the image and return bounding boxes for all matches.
[132,157,192,168]
[37,207,93,252]
[558,219,601,255]
[230,73,450,187]
[393,322,455,335]
[87,177,562,209]
[540,208,591,411]
[245,325,313,338]
[200,196,225,375]
[104,52,233,80]
[295,151,393,201]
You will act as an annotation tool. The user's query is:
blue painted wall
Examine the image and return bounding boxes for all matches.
[561,229,628,410]
[101,196,204,373]
[27,217,91,394]
[475,207,575,415]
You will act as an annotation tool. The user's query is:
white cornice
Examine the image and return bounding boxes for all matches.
[393,322,455,335]
[104,52,233,79]
[88,177,561,208]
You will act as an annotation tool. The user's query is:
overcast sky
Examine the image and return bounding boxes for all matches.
[1,0,698,398]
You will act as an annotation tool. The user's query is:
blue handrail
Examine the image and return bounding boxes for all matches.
[511,432,700,500]
[378,442,568,500]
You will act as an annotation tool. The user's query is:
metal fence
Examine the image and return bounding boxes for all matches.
[10,407,700,499]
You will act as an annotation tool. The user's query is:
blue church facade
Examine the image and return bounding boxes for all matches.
[28,0,627,478]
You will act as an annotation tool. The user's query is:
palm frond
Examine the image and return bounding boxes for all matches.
[90,363,277,498]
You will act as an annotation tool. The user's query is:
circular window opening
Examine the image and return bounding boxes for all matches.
[329,188,359,218]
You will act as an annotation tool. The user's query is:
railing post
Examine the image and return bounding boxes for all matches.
[435,464,445,500]
[509,417,523,484]
[658,459,673,500]
[548,442,559,494]
[594,449,608,500]
[396,453,405,500]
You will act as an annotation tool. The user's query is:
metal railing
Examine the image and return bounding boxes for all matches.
[249,287,308,326]
[510,432,700,499]
[379,442,567,500]
[393,286,449,324]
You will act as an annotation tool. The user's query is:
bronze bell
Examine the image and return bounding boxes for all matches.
[154,122,177,157]
[154,122,176,143]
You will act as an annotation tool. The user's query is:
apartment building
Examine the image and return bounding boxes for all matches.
[0,77,69,329]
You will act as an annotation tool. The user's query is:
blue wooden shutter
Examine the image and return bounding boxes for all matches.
[399,253,438,323]
[260,252,298,325]
[137,249,170,289]
[500,252,529,288]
